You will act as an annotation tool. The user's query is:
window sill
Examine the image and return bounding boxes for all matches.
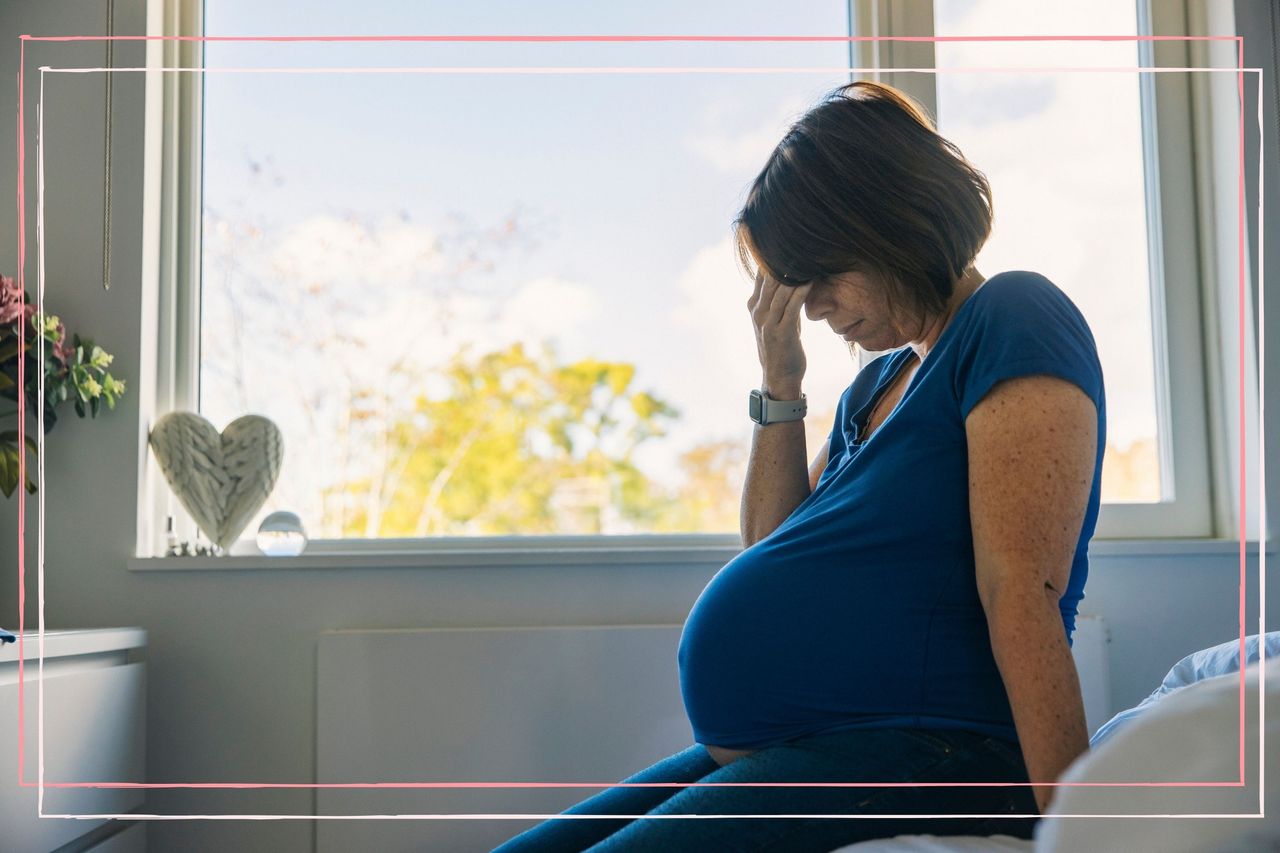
[127,533,744,571]
[124,535,1273,572]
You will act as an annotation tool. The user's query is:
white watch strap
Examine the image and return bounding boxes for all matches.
[761,391,807,423]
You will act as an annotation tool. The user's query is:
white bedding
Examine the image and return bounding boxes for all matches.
[833,641,1278,853]
[1036,661,1277,852]
[833,833,1032,852]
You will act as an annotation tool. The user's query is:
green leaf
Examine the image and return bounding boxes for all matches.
[0,444,18,498]
[0,430,38,456]
[0,339,27,362]
[72,366,90,402]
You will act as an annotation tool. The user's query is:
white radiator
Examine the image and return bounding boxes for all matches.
[316,625,691,853]
[316,618,1110,852]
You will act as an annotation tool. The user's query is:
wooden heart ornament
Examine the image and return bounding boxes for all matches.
[148,412,284,551]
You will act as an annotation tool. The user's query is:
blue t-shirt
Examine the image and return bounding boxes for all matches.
[677,270,1107,749]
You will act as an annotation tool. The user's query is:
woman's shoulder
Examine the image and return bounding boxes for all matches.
[971,269,1063,304]
[967,267,1080,311]
[949,269,1105,416]
[955,269,1097,351]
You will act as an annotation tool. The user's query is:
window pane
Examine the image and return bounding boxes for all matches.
[933,0,1162,503]
[200,2,852,540]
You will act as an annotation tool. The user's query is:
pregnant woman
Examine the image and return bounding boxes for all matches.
[494,80,1106,852]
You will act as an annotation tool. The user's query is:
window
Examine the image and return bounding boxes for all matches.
[143,0,1234,557]
[856,0,1221,539]
[155,1,859,554]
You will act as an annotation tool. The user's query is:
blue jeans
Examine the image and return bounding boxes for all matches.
[490,728,1039,852]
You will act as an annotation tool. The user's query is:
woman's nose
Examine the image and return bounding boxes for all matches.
[804,291,825,322]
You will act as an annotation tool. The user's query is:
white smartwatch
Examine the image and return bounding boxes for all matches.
[749,388,807,425]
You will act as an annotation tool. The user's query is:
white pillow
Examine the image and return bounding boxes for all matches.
[1089,632,1280,748]
[1036,661,1278,853]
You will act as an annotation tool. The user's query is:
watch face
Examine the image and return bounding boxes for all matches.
[749,390,763,423]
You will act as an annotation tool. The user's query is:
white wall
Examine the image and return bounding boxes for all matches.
[0,2,1275,851]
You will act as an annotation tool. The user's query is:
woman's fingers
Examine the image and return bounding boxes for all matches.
[747,269,809,385]
[764,273,791,318]
[751,272,778,326]
[747,269,810,328]
[766,278,809,327]
[781,283,812,326]
[747,269,763,311]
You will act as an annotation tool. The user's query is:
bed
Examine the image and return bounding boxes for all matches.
[831,632,1280,853]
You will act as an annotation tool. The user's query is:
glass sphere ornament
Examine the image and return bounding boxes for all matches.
[256,511,308,557]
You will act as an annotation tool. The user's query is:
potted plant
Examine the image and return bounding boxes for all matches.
[0,273,126,497]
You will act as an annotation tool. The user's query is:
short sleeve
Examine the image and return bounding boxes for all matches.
[952,274,1105,421]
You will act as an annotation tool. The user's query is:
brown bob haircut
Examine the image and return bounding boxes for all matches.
[734,81,993,330]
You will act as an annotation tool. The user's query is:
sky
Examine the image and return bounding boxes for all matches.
[933,0,1157,459]
[189,0,1163,535]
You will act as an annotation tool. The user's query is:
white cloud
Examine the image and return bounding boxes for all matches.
[494,276,603,350]
[267,214,450,292]
[250,214,603,375]
[396,275,604,389]
[681,93,816,174]
[934,0,1140,67]
[684,120,791,175]
[209,210,605,418]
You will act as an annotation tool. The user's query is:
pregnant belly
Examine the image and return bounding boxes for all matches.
[678,547,940,749]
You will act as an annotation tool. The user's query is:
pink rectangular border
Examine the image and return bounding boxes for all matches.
[11,33,1263,818]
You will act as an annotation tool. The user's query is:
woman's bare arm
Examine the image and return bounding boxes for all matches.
[966,373,1097,815]
[740,266,819,549]
[739,388,828,548]
[808,436,831,492]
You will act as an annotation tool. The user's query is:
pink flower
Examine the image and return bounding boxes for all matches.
[52,336,73,365]
[0,275,35,326]
[0,275,22,324]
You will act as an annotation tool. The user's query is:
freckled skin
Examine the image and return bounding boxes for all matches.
[966,373,1096,813]
[800,268,982,360]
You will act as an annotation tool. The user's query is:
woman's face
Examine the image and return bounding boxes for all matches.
[800,269,917,352]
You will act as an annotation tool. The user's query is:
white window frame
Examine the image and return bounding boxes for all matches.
[134,0,1255,564]
[137,0,205,560]
[857,0,1256,541]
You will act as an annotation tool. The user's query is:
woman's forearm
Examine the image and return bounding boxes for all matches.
[986,584,1090,814]
[740,379,811,548]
